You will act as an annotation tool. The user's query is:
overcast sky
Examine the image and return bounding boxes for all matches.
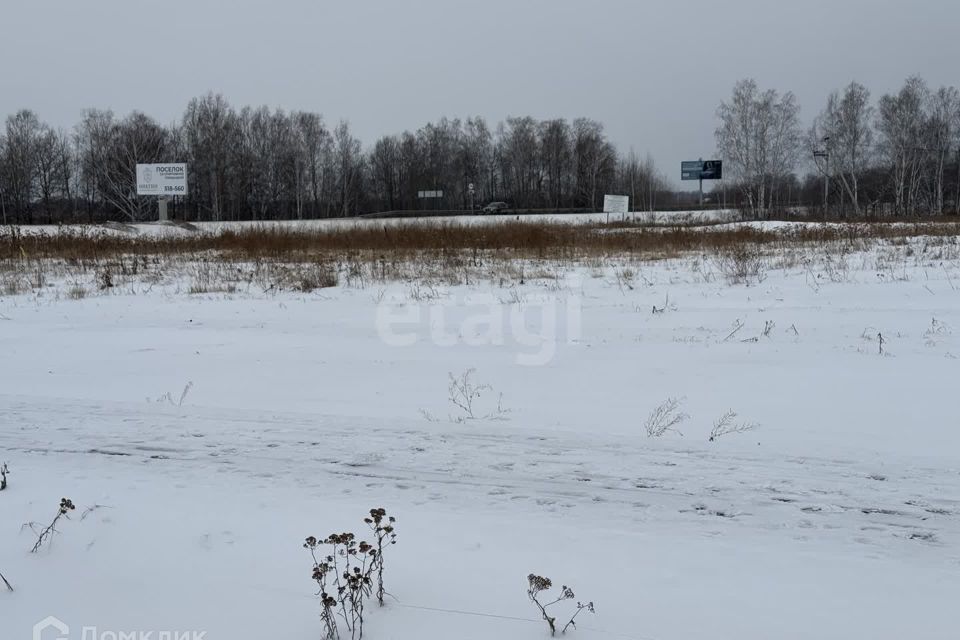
[3,0,958,186]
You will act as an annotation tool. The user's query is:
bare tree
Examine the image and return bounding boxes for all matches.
[877,77,930,216]
[463,117,495,206]
[616,150,668,213]
[293,111,332,219]
[925,86,960,214]
[333,121,364,217]
[573,118,616,210]
[2,110,42,224]
[810,82,874,216]
[498,116,541,208]
[33,124,66,221]
[183,93,239,221]
[106,112,169,220]
[539,119,572,209]
[55,129,76,218]
[74,109,169,221]
[716,79,802,218]
[74,109,113,220]
[370,134,401,211]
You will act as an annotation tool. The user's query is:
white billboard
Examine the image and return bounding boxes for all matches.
[417,190,444,199]
[603,194,629,214]
[136,163,188,196]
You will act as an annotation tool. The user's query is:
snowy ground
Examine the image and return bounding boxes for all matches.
[2,235,959,640]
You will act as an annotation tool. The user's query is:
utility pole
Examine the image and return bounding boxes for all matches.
[825,137,830,215]
[813,136,831,217]
[698,157,704,208]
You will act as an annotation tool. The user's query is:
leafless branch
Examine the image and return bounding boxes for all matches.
[710,410,759,441]
[644,397,689,438]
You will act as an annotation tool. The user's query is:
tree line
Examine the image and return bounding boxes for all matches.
[716,76,960,218]
[2,75,958,224]
[0,95,670,224]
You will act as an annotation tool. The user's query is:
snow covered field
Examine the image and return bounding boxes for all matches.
[2,229,959,640]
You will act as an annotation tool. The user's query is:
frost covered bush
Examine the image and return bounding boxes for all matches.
[421,369,510,423]
[305,508,398,640]
[527,573,595,636]
[448,369,510,422]
[709,410,759,441]
[644,397,689,437]
[714,245,767,285]
[293,262,338,292]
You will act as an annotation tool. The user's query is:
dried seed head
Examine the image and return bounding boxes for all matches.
[527,574,552,592]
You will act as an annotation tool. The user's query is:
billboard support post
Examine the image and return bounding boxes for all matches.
[158,196,169,222]
[699,158,703,208]
[814,139,831,216]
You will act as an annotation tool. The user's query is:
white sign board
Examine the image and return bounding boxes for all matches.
[603,194,629,214]
[417,190,444,199]
[136,163,188,196]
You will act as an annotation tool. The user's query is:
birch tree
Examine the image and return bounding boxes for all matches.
[810,82,874,216]
[463,117,495,205]
[716,79,802,218]
[877,76,929,215]
[333,121,364,217]
[925,86,960,214]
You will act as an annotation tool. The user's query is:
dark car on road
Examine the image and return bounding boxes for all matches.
[481,202,509,214]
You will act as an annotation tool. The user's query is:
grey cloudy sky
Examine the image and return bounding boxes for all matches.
[3,0,958,185]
